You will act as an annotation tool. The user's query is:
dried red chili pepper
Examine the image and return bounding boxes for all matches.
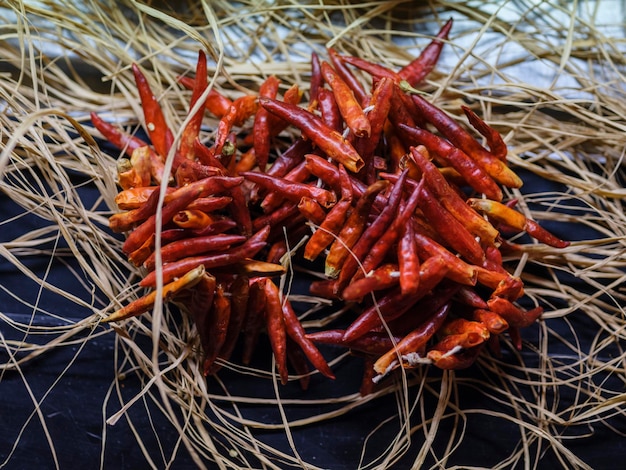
[178,50,209,162]
[327,47,368,106]
[263,279,289,384]
[253,75,281,171]
[202,283,231,375]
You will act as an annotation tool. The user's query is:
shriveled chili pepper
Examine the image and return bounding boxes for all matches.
[202,283,231,375]
[308,51,323,110]
[461,105,508,161]
[327,47,368,106]
[398,221,420,296]
[172,209,214,230]
[139,224,269,288]
[178,50,209,162]
[373,301,451,376]
[306,329,401,356]
[467,198,570,248]
[263,279,289,384]
[121,175,243,255]
[260,160,310,213]
[91,111,149,159]
[341,263,400,301]
[187,196,232,213]
[103,265,206,323]
[282,295,335,379]
[252,201,300,232]
[455,286,488,309]
[242,170,336,208]
[317,88,343,132]
[321,60,371,138]
[409,94,523,189]
[397,123,503,201]
[342,255,448,343]
[253,75,281,171]
[110,184,165,232]
[259,97,364,173]
[397,18,453,87]
[132,63,174,159]
[426,343,484,370]
[297,197,327,226]
[339,54,400,82]
[143,233,247,271]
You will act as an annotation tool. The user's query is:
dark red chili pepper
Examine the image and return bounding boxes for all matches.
[253,75,281,171]
[241,278,267,365]
[461,105,508,161]
[398,18,453,87]
[317,88,343,132]
[90,112,148,158]
[202,283,231,375]
[398,221,420,296]
[263,279,289,384]
[341,263,400,301]
[178,50,208,162]
[132,63,175,159]
[308,51,323,109]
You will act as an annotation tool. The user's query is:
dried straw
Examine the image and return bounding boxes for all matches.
[1,1,624,469]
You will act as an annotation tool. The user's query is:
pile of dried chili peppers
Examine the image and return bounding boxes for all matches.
[95,20,569,392]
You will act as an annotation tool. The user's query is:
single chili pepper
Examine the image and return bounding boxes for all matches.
[304,153,358,197]
[174,159,223,186]
[467,198,570,248]
[178,76,233,118]
[359,358,377,396]
[282,295,335,379]
[90,111,149,158]
[297,197,327,226]
[192,218,238,237]
[472,308,509,334]
[308,279,340,300]
[139,224,269,288]
[234,147,257,174]
[259,97,364,173]
[194,140,253,236]
[178,50,208,162]
[407,146,500,244]
[412,221,478,286]
[397,18,453,87]
[172,209,214,230]
[473,265,522,298]
[317,88,343,132]
[409,94,523,189]
[103,265,206,322]
[487,297,543,328]
[128,145,153,186]
[339,54,400,82]
[287,337,311,390]
[372,301,451,376]
[122,175,243,255]
[327,47,369,106]
[321,61,371,138]
[325,179,389,278]
[342,255,448,343]
[341,263,400,301]
[439,318,491,338]
[397,123,503,201]
[201,283,231,375]
[359,175,423,276]
[127,233,155,267]
[426,343,484,370]
[143,233,247,271]
[308,51,323,110]
[253,75,281,171]
[306,329,400,356]
[266,239,288,264]
[116,158,149,191]
[242,170,336,209]
[131,63,174,159]
[263,279,289,385]
[207,275,250,374]
[387,84,419,130]
[416,183,486,265]
[187,195,232,213]
[260,160,310,213]
[354,77,394,184]
[335,170,408,292]
[265,138,311,180]
[303,166,353,261]
[455,286,488,309]
[461,105,508,161]
[398,221,420,296]
[241,278,267,365]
